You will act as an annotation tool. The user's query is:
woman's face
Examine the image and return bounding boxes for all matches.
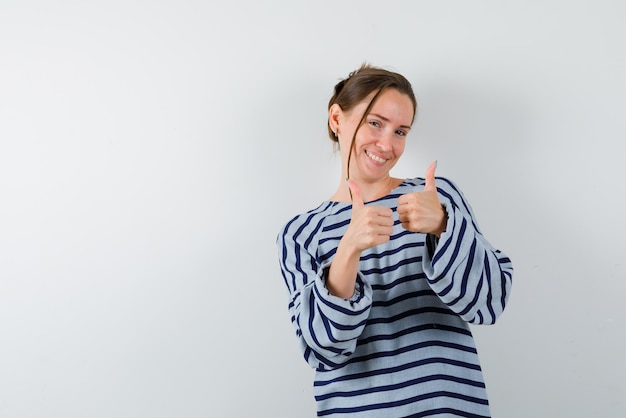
[336,88,414,184]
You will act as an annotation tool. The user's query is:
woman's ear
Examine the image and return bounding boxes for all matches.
[328,103,343,136]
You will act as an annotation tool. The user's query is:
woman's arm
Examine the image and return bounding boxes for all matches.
[422,177,513,325]
[277,209,373,369]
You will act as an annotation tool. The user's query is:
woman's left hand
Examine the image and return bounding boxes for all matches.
[397,161,447,237]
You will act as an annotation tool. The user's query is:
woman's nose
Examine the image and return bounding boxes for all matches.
[376,132,393,151]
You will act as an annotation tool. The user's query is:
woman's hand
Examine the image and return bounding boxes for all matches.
[397,161,447,237]
[326,180,394,298]
[343,179,395,252]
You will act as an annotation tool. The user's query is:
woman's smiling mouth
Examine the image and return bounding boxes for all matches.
[365,150,386,164]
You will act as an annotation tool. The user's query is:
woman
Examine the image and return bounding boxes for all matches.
[276,64,513,417]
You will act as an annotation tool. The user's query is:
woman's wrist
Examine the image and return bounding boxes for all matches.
[326,242,361,298]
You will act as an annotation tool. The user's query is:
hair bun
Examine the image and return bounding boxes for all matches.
[334,79,346,96]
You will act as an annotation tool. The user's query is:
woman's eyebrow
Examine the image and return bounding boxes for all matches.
[369,113,412,130]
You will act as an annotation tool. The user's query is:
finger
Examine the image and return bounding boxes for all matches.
[424,160,437,192]
[397,193,415,206]
[396,203,407,215]
[347,179,365,210]
[375,211,394,226]
[376,206,394,218]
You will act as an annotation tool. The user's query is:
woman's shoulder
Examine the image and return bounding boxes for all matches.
[277,201,350,241]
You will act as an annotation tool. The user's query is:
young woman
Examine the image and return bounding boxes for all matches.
[276,64,513,417]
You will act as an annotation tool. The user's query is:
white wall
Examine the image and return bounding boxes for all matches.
[1,1,624,417]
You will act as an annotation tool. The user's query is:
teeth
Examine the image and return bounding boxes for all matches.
[366,151,385,163]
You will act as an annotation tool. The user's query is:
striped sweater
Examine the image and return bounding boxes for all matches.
[277,176,513,417]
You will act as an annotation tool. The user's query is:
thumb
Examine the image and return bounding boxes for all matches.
[347,179,365,210]
[424,160,437,192]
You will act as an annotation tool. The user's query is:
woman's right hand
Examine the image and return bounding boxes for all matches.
[326,180,393,298]
[344,179,394,252]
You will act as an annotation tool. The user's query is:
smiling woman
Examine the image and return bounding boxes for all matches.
[327,65,417,203]
[276,64,514,417]
[330,88,413,201]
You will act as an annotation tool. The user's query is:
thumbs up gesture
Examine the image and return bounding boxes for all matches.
[344,179,395,252]
[397,161,447,237]
[325,180,395,298]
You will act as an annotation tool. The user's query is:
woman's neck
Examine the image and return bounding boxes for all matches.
[330,176,403,203]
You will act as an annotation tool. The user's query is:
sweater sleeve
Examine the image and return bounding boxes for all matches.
[277,214,373,370]
[422,177,513,325]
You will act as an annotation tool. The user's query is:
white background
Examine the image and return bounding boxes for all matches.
[1,1,624,417]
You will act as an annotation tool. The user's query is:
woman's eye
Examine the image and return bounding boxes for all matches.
[369,121,381,127]
[395,130,407,137]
